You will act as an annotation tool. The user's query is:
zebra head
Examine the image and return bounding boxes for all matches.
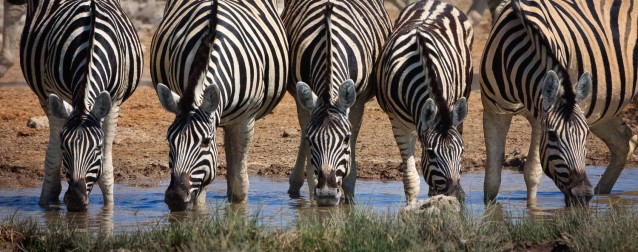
[48,91,111,212]
[296,80,356,206]
[156,83,220,211]
[418,97,468,201]
[540,70,593,206]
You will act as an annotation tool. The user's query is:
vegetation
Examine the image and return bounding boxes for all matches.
[1,206,637,251]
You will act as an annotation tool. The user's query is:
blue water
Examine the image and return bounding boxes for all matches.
[0,167,636,234]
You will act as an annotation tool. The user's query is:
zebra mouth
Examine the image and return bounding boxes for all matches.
[314,187,342,206]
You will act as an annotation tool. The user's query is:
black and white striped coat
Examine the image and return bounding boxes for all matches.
[283,0,391,206]
[18,0,142,211]
[151,0,288,210]
[481,0,638,206]
[376,0,473,204]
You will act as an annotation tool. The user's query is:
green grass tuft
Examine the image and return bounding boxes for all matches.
[1,206,637,251]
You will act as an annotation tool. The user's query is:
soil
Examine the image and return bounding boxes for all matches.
[0,1,636,189]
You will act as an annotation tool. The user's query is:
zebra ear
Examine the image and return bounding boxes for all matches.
[91,91,112,119]
[48,94,72,119]
[200,84,220,114]
[452,97,468,127]
[157,83,180,114]
[575,72,592,104]
[420,98,438,128]
[337,79,356,110]
[296,82,318,111]
[542,70,561,111]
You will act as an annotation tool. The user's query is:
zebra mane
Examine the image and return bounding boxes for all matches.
[512,0,577,110]
[321,1,334,103]
[416,29,453,131]
[178,0,218,113]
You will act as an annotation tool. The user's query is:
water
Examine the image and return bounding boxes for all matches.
[0,167,636,234]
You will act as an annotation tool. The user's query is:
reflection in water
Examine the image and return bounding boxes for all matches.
[0,167,636,233]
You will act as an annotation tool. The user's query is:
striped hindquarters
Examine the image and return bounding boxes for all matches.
[282,0,391,100]
[480,0,638,124]
[151,0,288,124]
[20,0,142,110]
[377,0,473,128]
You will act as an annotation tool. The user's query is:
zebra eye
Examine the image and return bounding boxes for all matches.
[201,138,212,147]
[548,130,559,142]
[344,134,350,144]
[427,148,436,158]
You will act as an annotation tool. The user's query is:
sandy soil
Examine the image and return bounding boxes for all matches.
[0,1,636,189]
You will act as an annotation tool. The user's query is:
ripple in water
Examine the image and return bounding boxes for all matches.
[0,167,636,233]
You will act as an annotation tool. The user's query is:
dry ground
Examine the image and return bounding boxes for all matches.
[0,1,636,189]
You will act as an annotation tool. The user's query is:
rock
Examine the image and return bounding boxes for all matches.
[26,116,49,129]
[282,128,299,138]
[401,195,461,215]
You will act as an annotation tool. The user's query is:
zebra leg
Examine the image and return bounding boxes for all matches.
[483,106,513,204]
[98,105,119,206]
[523,117,543,207]
[466,0,488,25]
[390,119,419,205]
[39,106,65,207]
[195,186,208,208]
[343,97,366,202]
[0,2,26,78]
[224,118,255,203]
[590,117,635,194]
[288,100,311,197]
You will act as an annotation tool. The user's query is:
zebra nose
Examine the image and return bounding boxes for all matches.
[165,173,192,211]
[445,181,465,202]
[314,186,341,206]
[64,181,89,212]
[568,179,593,207]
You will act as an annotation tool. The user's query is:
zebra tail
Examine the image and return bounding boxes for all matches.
[415,28,452,129]
[178,0,219,112]
[322,1,334,103]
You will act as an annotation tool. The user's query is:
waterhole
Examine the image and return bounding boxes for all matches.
[0,167,636,234]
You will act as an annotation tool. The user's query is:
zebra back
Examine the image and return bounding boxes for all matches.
[282,0,391,101]
[20,0,142,110]
[151,0,288,125]
[481,0,638,124]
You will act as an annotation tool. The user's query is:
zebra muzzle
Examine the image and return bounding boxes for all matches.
[64,181,89,212]
[165,173,193,211]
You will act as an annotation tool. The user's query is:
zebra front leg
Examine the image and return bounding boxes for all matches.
[390,119,419,205]
[194,186,208,208]
[343,97,366,202]
[591,117,635,194]
[288,101,311,197]
[224,119,255,203]
[99,106,119,206]
[39,105,66,207]
[524,117,543,207]
[483,106,513,204]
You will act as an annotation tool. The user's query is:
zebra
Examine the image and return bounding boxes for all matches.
[0,1,26,78]
[151,0,288,211]
[465,0,507,25]
[481,0,638,206]
[284,0,392,206]
[16,0,143,211]
[376,0,473,204]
